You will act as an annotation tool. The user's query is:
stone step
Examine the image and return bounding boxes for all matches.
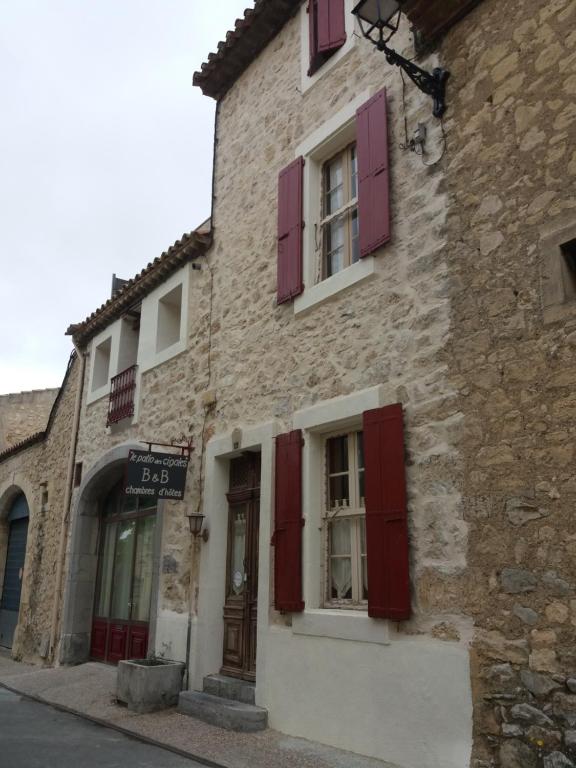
[202,673,255,705]
[178,690,268,732]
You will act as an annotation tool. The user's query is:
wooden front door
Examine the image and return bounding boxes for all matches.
[221,453,260,681]
[90,480,156,664]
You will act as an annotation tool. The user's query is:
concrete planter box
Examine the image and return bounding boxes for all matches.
[116,658,185,714]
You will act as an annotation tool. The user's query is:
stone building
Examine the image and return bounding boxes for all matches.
[0,388,58,452]
[1,1,575,767]
[0,355,80,658]
[188,1,576,767]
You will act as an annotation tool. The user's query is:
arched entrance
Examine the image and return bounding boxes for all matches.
[90,479,156,663]
[0,494,29,649]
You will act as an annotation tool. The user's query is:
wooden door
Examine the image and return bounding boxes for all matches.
[221,454,260,681]
[90,481,156,663]
[0,496,29,649]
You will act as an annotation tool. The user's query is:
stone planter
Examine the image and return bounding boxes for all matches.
[116,658,185,714]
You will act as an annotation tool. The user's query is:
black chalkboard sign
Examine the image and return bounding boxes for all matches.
[125,449,189,500]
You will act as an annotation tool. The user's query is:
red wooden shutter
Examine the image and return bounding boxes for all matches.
[277,157,304,305]
[356,88,391,258]
[363,404,410,620]
[317,0,347,53]
[272,430,305,612]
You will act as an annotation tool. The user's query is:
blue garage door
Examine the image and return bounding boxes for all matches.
[0,494,29,649]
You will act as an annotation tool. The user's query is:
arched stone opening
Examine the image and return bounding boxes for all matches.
[59,442,162,665]
[0,486,31,650]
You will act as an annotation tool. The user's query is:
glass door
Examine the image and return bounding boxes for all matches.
[91,482,156,663]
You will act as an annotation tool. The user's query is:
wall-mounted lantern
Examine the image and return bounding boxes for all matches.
[351,0,449,118]
[188,513,209,542]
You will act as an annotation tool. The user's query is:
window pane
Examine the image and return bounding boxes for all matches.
[331,558,353,600]
[110,520,136,620]
[95,522,116,618]
[229,505,246,596]
[122,495,137,513]
[325,157,344,215]
[350,145,358,198]
[330,518,351,554]
[360,518,368,601]
[328,436,348,474]
[351,209,360,264]
[329,475,349,507]
[357,432,364,470]
[131,516,156,622]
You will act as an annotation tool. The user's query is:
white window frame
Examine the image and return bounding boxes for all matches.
[299,0,359,94]
[291,385,390,644]
[137,264,190,374]
[87,326,118,405]
[323,429,367,608]
[294,89,377,315]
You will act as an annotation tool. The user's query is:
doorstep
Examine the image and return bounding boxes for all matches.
[0,656,403,768]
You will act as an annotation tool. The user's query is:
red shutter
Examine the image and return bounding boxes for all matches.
[272,430,305,612]
[277,157,304,305]
[317,0,347,53]
[356,88,391,258]
[308,0,318,75]
[363,404,410,620]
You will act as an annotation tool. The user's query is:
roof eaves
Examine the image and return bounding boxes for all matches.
[66,229,212,346]
[193,0,301,100]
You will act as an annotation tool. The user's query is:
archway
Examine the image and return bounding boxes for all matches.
[0,493,29,648]
[59,442,161,665]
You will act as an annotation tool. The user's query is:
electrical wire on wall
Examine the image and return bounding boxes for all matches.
[195,251,215,516]
[398,69,447,167]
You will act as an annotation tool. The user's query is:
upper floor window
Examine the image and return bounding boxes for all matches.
[91,336,112,393]
[322,143,359,278]
[156,283,182,353]
[307,0,347,76]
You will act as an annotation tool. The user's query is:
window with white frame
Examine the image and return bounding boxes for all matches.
[323,430,367,605]
[91,336,112,392]
[156,283,182,353]
[321,142,359,279]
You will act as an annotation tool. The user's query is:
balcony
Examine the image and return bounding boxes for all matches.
[107,365,137,426]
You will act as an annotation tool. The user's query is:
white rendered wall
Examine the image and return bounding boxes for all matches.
[261,628,472,768]
[192,408,473,768]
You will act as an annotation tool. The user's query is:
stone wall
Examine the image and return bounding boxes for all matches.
[0,356,79,662]
[69,268,214,660]
[208,8,470,636]
[439,0,576,765]
[0,388,58,451]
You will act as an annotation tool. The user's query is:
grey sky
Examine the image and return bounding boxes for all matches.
[0,0,252,394]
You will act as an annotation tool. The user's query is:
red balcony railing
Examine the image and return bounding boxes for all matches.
[107,365,137,426]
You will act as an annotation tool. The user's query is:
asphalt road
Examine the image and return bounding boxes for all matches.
[0,687,210,768]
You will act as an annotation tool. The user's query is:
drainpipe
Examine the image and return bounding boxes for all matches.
[49,341,86,664]
[183,98,220,690]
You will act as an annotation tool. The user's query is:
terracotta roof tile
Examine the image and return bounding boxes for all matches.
[193,0,301,99]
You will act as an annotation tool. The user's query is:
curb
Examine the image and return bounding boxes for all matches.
[0,681,227,768]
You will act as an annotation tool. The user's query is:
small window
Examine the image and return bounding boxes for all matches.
[156,284,182,353]
[307,0,347,77]
[321,143,359,279]
[92,337,112,392]
[324,431,367,605]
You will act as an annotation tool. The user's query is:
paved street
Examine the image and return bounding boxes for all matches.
[0,687,210,768]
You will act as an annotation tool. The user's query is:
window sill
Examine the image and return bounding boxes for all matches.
[292,609,390,645]
[294,256,376,316]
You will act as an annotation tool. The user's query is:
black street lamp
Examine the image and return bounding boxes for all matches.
[351,0,449,118]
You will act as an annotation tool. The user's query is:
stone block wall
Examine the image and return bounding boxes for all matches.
[439,0,576,765]
[0,388,58,451]
[208,10,470,637]
[0,357,79,662]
